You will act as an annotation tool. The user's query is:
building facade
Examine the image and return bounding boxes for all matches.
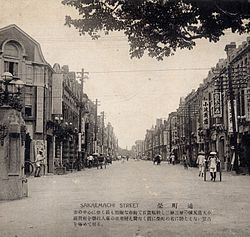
[0,24,54,173]
[139,37,250,173]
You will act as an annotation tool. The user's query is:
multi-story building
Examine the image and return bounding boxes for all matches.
[174,37,250,172]
[135,140,144,159]
[144,127,154,160]
[141,37,250,173]
[50,64,84,170]
[0,24,54,173]
[0,24,118,174]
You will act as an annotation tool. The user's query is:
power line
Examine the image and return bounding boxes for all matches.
[13,66,248,76]
[89,68,213,74]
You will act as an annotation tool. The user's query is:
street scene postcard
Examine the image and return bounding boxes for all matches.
[0,0,250,237]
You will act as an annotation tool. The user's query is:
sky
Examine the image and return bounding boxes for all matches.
[0,0,249,149]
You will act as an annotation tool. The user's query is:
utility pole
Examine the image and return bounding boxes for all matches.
[94,99,101,153]
[169,116,172,154]
[77,68,89,167]
[188,103,192,164]
[101,111,105,154]
[228,65,239,173]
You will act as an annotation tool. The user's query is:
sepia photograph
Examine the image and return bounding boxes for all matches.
[0,0,250,236]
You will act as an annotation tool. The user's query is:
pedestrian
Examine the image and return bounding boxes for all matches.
[87,154,94,168]
[155,154,161,165]
[168,155,172,164]
[208,151,220,181]
[170,153,175,165]
[34,150,45,177]
[196,151,205,177]
[183,152,188,169]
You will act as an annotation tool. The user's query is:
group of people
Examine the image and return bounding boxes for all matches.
[153,152,176,165]
[153,150,221,182]
[196,151,221,181]
[86,154,112,169]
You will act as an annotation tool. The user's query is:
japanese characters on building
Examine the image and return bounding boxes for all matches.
[213,92,222,118]
[202,100,210,129]
[244,87,250,121]
[138,37,250,172]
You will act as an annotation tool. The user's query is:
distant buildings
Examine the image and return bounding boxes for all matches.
[137,37,250,174]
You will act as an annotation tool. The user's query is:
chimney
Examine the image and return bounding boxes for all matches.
[224,42,236,58]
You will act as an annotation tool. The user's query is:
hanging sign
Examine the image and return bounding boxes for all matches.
[228,100,238,133]
[202,100,210,129]
[213,92,222,118]
[244,87,250,121]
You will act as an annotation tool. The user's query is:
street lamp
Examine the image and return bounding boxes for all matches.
[0,72,25,111]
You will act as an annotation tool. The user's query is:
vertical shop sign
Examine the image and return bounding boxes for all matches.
[36,86,44,133]
[163,131,168,146]
[228,100,238,132]
[202,100,210,129]
[213,92,222,118]
[244,87,250,121]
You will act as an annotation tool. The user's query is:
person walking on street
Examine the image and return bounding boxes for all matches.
[34,150,45,177]
[170,153,175,165]
[197,151,206,177]
[208,151,220,181]
[183,152,188,169]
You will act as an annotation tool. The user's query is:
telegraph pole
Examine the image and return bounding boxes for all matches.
[77,68,88,167]
[188,103,192,163]
[94,99,101,153]
[228,65,239,173]
[101,111,105,154]
[169,116,172,154]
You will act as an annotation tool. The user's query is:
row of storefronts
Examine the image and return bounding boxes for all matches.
[134,37,250,173]
[0,24,118,174]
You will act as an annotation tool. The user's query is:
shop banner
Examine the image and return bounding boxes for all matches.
[202,100,210,129]
[228,100,238,133]
[213,92,222,118]
[36,86,44,133]
[244,87,250,121]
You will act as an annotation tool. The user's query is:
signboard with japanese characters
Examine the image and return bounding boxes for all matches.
[244,87,250,121]
[202,100,210,129]
[163,130,168,146]
[52,72,63,115]
[36,86,44,133]
[213,92,222,118]
[228,100,238,133]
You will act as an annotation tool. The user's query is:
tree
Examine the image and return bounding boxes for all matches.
[62,0,250,60]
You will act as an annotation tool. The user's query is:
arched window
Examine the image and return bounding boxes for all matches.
[3,41,21,76]
[4,42,19,58]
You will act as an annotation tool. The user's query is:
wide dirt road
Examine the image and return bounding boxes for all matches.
[0,160,250,237]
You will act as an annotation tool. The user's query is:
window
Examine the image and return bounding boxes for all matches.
[4,61,18,76]
[25,106,32,117]
[5,43,19,57]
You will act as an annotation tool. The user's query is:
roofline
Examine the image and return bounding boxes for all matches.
[0,24,49,65]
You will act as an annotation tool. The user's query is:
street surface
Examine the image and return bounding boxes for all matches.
[0,160,250,237]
